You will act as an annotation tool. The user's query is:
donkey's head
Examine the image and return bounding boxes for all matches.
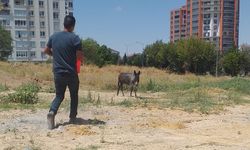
[133,70,141,86]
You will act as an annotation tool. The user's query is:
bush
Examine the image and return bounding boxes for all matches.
[4,82,40,104]
[0,83,8,92]
[139,79,165,92]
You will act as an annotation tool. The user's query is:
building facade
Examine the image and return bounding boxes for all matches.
[170,0,240,52]
[170,6,187,42]
[0,0,73,61]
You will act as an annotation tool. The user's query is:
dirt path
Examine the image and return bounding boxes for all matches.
[0,100,250,150]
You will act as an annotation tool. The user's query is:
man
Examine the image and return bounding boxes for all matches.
[44,15,83,130]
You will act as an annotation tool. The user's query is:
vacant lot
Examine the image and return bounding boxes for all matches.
[0,62,250,150]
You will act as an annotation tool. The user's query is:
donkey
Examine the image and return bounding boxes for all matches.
[117,70,141,97]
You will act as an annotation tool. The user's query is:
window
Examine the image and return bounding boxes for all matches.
[30,41,36,48]
[69,12,73,16]
[53,2,59,9]
[16,51,28,58]
[14,0,25,6]
[14,10,27,17]
[16,41,28,48]
[204,14,210,18]
[30,51,36,58]
[204,26,210,30]
[53,12,59,19]
[40,41,46,48]
[204,20,210,25]
[214,19,217,24]
[16,41,36,48]
[40,21,45,28]
[39,11,45,17]
[54,22,60,31]
[30,31,35,38]
[29,21,34,27]
[213,32,217,36]
[15,20,26,27]
[40,31,45,37]
[204,32,210,37]
[69,2,73,8]
[0,10,10,15]
[0,19,10,26]
[28,0,33,6]
[15,31,28,38]
[39,1,44,8]
[29,10,34,16]
[214,13,217,18]
[41,52,47,59]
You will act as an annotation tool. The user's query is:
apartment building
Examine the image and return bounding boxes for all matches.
[170,6,187,42]
[170,0,240,51]
[0,0,73,61]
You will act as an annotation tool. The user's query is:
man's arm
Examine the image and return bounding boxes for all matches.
[76,50,84,63]
[44,47,53,56]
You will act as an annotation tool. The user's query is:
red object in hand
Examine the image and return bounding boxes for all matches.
[76,59,81,74]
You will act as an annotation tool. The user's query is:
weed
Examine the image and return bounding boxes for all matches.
[140,79,163,92]
[87,90,93,103]
[2,82,40,104]
[44,84,55,93]
[0,83,8,92]
[95,94,101,106]
[76,145,100,150]
[118,99,133,107]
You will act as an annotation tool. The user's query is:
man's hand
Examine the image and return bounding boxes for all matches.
[44,47,53,56]
[76,50,84,63]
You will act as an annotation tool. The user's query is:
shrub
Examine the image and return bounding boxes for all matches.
[0,83,8,92]
[4,82,40,104]
[144,79,163,92]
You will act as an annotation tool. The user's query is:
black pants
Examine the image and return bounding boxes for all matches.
[49,73,79,118]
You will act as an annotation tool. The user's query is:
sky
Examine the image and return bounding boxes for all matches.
[74,0,250,55]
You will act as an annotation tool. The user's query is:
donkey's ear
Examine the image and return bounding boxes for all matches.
[134,70,136,74]
[138,71,141,75]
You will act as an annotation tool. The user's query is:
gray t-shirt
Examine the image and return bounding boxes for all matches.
[47,31,82,76]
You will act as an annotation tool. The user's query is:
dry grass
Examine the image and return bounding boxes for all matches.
[0,61,230,90]
[1,61,250,113]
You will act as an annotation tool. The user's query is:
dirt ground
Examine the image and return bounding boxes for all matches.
[0,90,250,150]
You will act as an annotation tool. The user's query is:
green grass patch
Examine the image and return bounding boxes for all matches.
[208,77,250,94]
[0,103,37,111]
[75,145,100,150]
[1,82,40,104]
[140,79,166,92]
[0,83,8,92]
[117,99,133,107]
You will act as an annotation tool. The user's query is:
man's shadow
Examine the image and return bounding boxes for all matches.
[55,118,106,128]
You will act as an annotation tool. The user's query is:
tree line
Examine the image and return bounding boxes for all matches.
[124,38,250,76]
[1,25,250,76]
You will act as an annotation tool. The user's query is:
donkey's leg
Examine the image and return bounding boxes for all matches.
[130,85,134,97]
[134,88,137,97]
[121,84,125,96]
[117,82,120,96]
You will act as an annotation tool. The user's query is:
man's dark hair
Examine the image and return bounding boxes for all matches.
[64,15,76,29]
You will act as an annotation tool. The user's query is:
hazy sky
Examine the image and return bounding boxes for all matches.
[74,0,250,55]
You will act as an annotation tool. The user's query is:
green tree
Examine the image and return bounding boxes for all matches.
[122,53,127,65]
[222,48,241,76]
[143,40,168,68]
[82,38,119,67]
[0,25,12,60]
[174,38,216,74]
[127,53,143,67]
[82,38,100,64]
[239,44,250,75]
